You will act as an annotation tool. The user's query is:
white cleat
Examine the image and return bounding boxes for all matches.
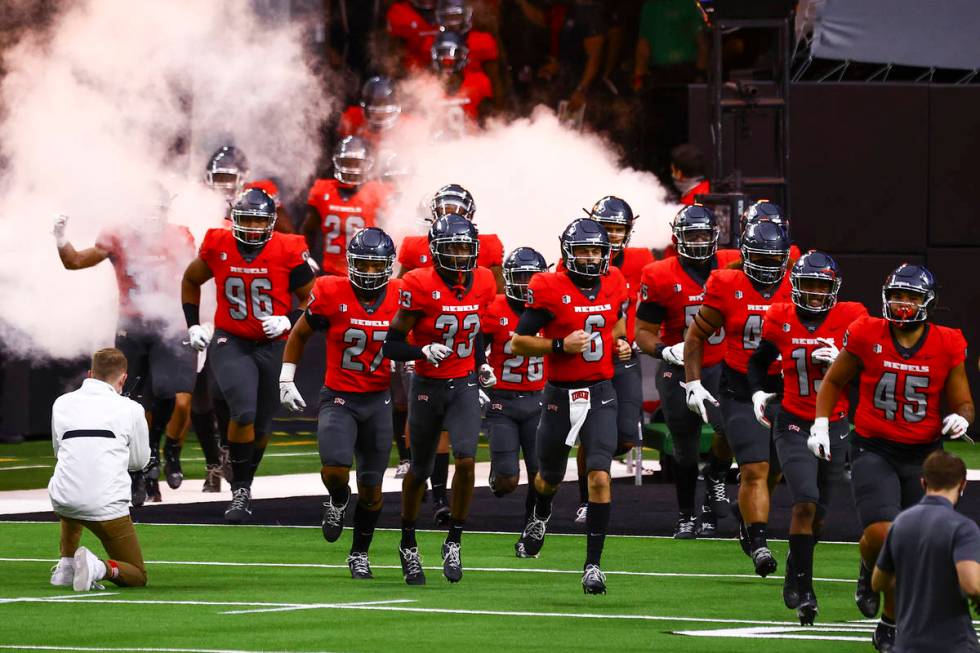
[72,546,106,592]
[49,559,74,587]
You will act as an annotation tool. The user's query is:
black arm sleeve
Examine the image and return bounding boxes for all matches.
[474,332,487,367]
[383,327,426,362]
[288,262,316,292]
[636,301,667,324]
[747,339,781,394]
[515,307,554,336]
[304,308,329,332]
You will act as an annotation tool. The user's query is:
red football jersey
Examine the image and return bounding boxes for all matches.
[337,105,366,139]
[386,1,437,70]
[307,275,402,393]
[306,179,390,276]
[96,224,196,320]
[844,317,967,445]
[762,301,868,421]
[441,70,493,122]
[527,267,629,383]
[639,249,740,367]
[420,29,499,74]
[199,229,311,341]
[399,266,497,379]
[701,267,792,374]
[614,247,655,345]
[483,294,546,392]
[397,233,504,272]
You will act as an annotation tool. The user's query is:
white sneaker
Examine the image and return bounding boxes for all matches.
[72,546,106,592]
[50,558,74,587]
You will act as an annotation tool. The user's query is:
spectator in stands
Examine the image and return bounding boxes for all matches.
[671,143,710,205]
[538,1,607,116]
[632,0,706,91]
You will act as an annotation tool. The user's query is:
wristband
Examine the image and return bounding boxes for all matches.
[552,338,564,354]
[182,303,200,328]
[279,362,296,384]
[652,343,666,360]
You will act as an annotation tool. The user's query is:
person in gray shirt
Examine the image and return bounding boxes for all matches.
[873,450,980,653]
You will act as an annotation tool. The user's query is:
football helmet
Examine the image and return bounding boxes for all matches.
[671,204,719,261]
[230,188,277,246]
[790,251,841,313]
[560,218,611,278]
[881,263,936,324]
[361,76,401,131]
[503,247,548,303]
[435,0,473,33]
[587,195,636,253]
[429,214,479,272]
[430,183,476,221]
[740,220,790,285]
[741,200,789,240]
[431,30,469,75]
[333,136,374,186]
[347,227,396,291]
[205,146,249,200]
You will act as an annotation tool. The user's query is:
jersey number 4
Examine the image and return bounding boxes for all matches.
[873,372,928,423]
[226,277,273,320]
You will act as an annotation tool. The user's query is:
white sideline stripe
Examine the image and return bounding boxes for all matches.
[0,557,853,583]
[0,465,51,471]
[221,598,417,615]
[0,592,120,603]
[675,628,869,642]
[0,646,338,653]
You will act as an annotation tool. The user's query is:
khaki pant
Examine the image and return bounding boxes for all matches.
[58,514,147,587]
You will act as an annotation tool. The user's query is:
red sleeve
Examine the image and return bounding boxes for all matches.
[639,261,665,305]
[947,328,968,368]
[199,228,221,263]
[480,268,498,307]
[387,3,420,38]
[843,315,873,360]
[482,300,500,339]
[288,235,312,269]
[469,31,499,62]
[701,270,729,313]
[306,179,327,207]
[307,276,336,319]
[527,273,556,313]
[398,237,423,268]
[398,270,432,313]
[761,303,785,344]
[481,234,504,266]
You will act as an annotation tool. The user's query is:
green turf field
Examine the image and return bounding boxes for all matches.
[0,520,887,652]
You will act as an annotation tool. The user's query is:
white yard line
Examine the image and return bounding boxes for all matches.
[221,598,416,615]
[0,646,338,653]
[0,465,51,471]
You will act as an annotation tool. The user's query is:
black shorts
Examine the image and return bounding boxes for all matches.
[486,389,542,478]
[772,407,847,507]
[656,362,724,467]
[720,366,778,467]
[408,373,481,479]
[115,319,196,402]
[536,380,617,486]
[207,329,284,434]
[317,387,393,487]
[850,435,935,528]
[612,356,643,450]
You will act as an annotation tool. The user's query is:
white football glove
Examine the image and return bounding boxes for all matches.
[662,342,685,366]
[752,391,777,428]
[278,362,306,412]
[811,337,840,366]
[807,416,831,461]
[942,413,970,439]
[187,325,211,351]
[478,363,497,388]
[53,214,69,247]
[682,379,719,423]
[403,359,416,375]
[260,315,292,338]
[421,343,452,366]
[478,389,491,409]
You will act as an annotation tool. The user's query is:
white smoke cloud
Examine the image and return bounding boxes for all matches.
[0,0,333,359]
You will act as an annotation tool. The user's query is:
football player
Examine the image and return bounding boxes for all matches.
[382,214,497,585]
[741,200,801,260]
[636,205,740,538]
[511,218,631,594]
[572,196,653,524]
[482,247,548,534]
[205,145,294,233]
[430,30,493,130]
[338,76,402,141]
[813,264,974,651]
[53,199,197,506]
[301,136,389,277]
[279,228,401,579]
[684,220,792,576]
[748,251,867,625]
[386,0,438,72]
[181,188,315,524]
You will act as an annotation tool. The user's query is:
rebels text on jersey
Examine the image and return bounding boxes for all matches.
[844,316,967,445]
[398,233,504,271]
[763,301,868,421]
[306,179,390,276]
[199,229,310,341]
[306,276,403,393]
[702,267,792,374]
[614,247,655,346]
[399,266,497,379]
[483,294,546,392]
[639,249,740,367]
[527,267,629,384]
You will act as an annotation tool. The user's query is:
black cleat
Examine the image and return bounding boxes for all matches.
[224,487,252,524]
[732,502,751,557]
[751,546,777,578]
[202,464,222,493]
[130,471,147,507]
[703,469,730,518]
[347,552,373,580]
[696,506,717,537]
[872,619,896,652]
[582,564,607,595]
[796,591,818,626]
[321,497,348,543]
[432,498,451,527]
[442,541,463,583]
[673,515,697,540]
[515,508,549,558]
[145,457,162,502]
[163,440,183,489]
[856,560,881,618]
[783,552,800,609]
[399,546,426,586]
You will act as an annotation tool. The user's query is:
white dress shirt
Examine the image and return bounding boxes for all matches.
[48,377,149,521]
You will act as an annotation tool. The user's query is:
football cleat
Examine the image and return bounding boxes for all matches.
[732,502,751,557]
[130,471,147,507]
[50,559,74,588]
[72,546,105,592]
[224,487,253,524]
[783,552,800,609]
[432,497,451,527]
[796,591,818,626]
[394,460,410,479]
[574,503,588,524]
[442,541,463,583]
[202,464,222,493]
[399,546,426,586]
[145,456,162,502]
[696,505,717,537]
[347,552,374,580]
[582,564,607,595]
[516,509,549,558]
[321,496,349,543]
[751,546,777,578]
[703,470,730,518]
[872,619,896,652]
[856,560,881,618]
[163,439,183,489]
[673,515,697,540]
